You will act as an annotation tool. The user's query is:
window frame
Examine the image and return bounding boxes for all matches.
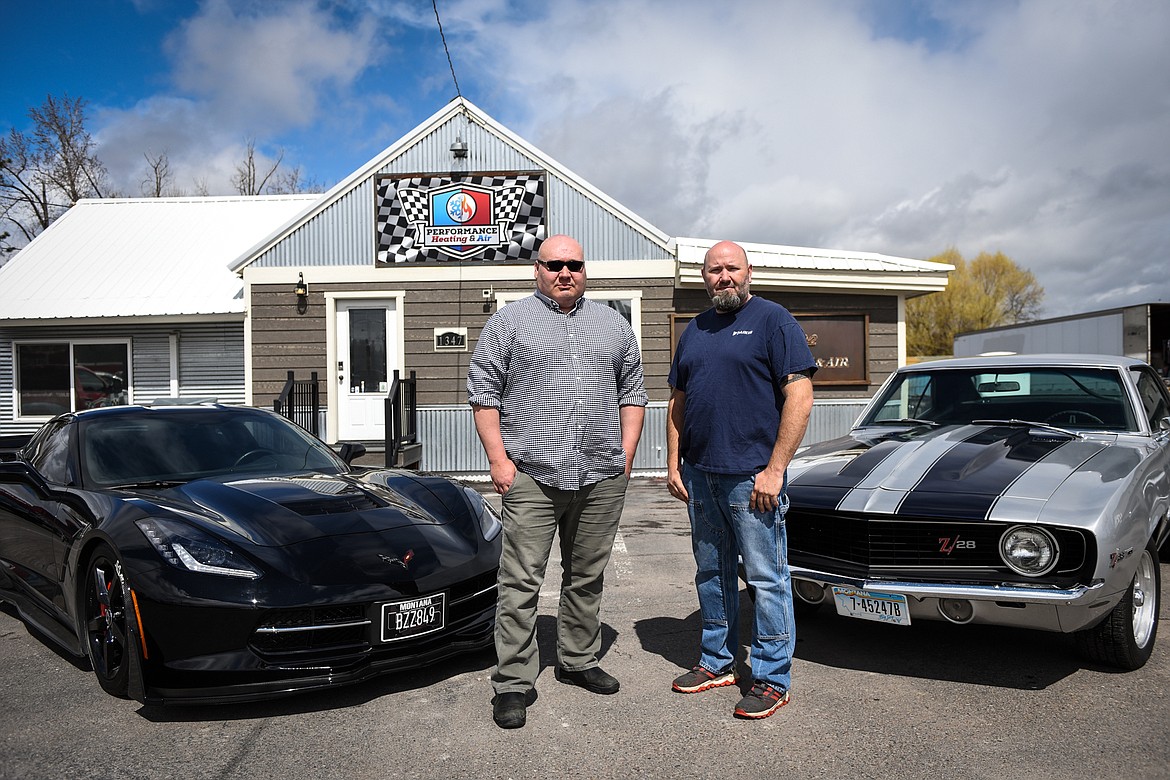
[495,290,644,351]
[12,338,132,422]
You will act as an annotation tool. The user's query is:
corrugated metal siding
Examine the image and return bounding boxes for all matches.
[178,324,245,403]
[250,115,672,269]
[415,399,869,476]
[252,183,375,268]
[1,322,247,436]
[0,339,13,433]
[132,333,173,402]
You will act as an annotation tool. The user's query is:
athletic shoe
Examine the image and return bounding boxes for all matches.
[671,665,736,694]
[733,681,791,719]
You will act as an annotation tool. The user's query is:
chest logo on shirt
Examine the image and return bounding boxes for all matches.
[733,330,754,336]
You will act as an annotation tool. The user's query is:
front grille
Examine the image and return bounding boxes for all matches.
[787,510,1091,586]
[251,604,370,654]
[248,569,499,661]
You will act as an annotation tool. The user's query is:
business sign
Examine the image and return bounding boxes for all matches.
[669,311,870,386]
[376,173,546,263]
[794,313,869,386]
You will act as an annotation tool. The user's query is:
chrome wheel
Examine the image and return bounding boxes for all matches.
[1131,548,1156,649]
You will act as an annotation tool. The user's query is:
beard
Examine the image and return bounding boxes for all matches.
[711,281,749,312]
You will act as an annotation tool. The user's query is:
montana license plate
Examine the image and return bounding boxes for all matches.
[831,587,911,626]
[380,593,446,642]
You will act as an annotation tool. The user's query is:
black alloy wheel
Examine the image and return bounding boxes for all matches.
[83,544,138,697]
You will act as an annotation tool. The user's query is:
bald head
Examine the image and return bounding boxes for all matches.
[535,234,587,312]
[539,234,584,263]
[702,240,752,312]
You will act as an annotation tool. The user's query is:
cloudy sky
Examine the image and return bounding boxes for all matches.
[4,0,1168,318]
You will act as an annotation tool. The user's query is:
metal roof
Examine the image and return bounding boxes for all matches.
[673,236,953,294]
[230,98,673,272]
[0,195,318,323]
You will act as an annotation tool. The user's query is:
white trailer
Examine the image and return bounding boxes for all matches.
[953,303,1170,376]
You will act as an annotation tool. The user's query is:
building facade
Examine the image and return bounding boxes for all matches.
[1,98,952,472]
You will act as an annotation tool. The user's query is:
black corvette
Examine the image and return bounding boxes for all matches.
[0,404,502,705]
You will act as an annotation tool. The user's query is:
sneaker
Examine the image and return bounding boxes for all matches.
[672,665,736,694]
[733,681,791,719]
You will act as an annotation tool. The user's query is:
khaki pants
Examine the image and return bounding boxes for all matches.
[491,471,629,695]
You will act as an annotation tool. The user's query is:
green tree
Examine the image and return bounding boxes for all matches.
[907,248,1044,356]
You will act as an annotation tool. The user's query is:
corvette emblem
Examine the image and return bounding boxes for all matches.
[379,550,415,569]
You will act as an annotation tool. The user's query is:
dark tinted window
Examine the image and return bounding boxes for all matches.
[26,418,76,485]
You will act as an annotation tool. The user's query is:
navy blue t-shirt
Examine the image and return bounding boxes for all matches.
[668,296,817,474]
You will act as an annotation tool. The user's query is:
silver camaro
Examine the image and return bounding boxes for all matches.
[785,354,1168,670]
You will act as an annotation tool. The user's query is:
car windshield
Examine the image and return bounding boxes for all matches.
[79,408,347,487]
[860,366,1140,432]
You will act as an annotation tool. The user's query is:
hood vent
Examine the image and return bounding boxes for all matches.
[281,493,383,516]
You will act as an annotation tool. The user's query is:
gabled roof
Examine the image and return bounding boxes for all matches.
[0,195,318,323]
[674,237,953,295]
[229,97,672,273]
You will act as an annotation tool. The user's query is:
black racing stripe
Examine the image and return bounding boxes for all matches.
[897,427,1070,519]
[788,439,904,510]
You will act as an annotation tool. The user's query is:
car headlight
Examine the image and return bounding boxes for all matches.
[463,486,503,542]
[136,517,263,579]
[999,525,1059,577]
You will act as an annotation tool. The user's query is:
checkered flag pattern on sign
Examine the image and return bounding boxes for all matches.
[396,187,430,225]
[376,174,546,263]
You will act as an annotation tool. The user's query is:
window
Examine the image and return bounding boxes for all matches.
[1132,367,1170,431]
[495,290,643,349]
[15,341,130,418]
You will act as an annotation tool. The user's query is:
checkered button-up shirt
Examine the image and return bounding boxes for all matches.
[467,292,648,491]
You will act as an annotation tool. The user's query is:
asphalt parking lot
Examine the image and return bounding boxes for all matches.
[1,477,1168,780]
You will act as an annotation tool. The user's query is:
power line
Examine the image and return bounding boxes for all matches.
[432,0,462,99]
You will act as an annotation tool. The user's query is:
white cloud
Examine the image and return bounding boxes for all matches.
[80,0,1170,318]
[442,0,1170,316]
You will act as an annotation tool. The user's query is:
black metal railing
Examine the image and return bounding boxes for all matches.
[385,369,419,468]
[273,371,320,436]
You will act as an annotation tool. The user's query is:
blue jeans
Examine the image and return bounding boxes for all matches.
[683,462,795,691]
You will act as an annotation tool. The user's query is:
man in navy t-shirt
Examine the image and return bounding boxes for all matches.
[666,239,816,720]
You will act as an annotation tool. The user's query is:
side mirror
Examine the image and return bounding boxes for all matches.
[338,442,367,465]
[0,460,46,490]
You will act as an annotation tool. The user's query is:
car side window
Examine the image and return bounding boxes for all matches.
[27,419,77,485]
[1132,367,1170,431]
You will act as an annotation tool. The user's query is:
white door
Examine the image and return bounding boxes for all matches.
[335,301,399,441]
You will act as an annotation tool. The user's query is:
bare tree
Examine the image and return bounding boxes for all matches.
[231,139,285,196]
[140,151,181,197]
[267,164,325,194]
[0,93,108,253]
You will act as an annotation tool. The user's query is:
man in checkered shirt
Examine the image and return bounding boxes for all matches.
[467,234,647,729]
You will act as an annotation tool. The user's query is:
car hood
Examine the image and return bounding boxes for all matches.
[133,473,463,548]
[787,423,1139,522]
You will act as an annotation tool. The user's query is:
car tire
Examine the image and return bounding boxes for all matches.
[83,544,139,698]
[1075,539,1160,671]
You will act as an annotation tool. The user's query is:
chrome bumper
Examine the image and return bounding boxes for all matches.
[790,566,1105,605]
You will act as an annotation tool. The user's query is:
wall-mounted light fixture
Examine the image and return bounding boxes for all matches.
[294,272,308,314]
[450,136,468,159]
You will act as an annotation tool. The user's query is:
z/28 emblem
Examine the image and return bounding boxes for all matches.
[938,536,976,554]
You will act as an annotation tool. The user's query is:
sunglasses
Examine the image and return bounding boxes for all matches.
[538,259,584,273]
